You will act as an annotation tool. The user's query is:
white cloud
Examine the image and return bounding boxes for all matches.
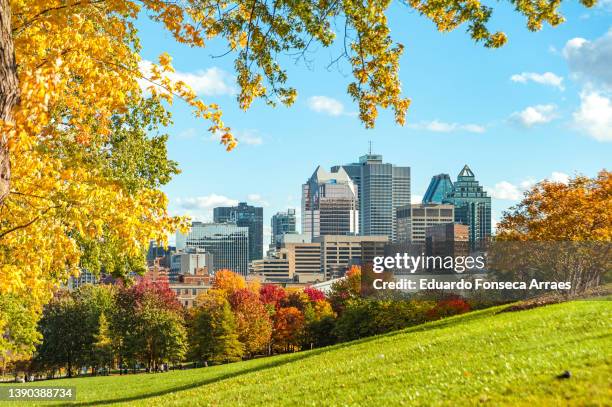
[307,96,345,116]
[408,120,486,133]
[411,195,423,204]
[486,181,522,201]
[247,194,269,207]
[177,128,197,138]
[563,30,612,90]
[549,171,570,184]
[139,60,236,96]
[510,104,557,127]
[176,195,238,211]
[572,90,612,141]
[510,72,564,90]
[174,194,239,222]
[487,172,570,201]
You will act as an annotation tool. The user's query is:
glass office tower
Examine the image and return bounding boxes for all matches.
[333,153,410,241]
[443,165,491,250]
[422,173,454,203]
[176,222,249,276]
[271,209,297,244]
[213,202,263,262]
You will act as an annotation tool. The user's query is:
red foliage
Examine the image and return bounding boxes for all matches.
[272,306,304,351]
[303,287,325,302]
[427,296,471,320]
[120,277,182,312]
[259,284,286,309]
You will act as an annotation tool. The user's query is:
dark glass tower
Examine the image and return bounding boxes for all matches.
[271,209,297,244]
[214,202,263,262]
[443,165,491,250]
[422,174,453,203]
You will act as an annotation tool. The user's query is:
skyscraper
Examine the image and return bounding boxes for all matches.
[270,209,297,244]
[443,165,491,250]
[422,174,453,203]
[213,202,263,262]
[302,166,359,239]
[176,222,249,276]
[333,152,410,241]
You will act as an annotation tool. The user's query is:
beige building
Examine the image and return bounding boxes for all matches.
[251,234,387,282]
[171,282,210,308]
[315,235,388,280]
[396,203,454,243]
[251,234,323,283]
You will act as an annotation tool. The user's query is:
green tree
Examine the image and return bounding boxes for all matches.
[93,313,113,375]
[189,290,244,364]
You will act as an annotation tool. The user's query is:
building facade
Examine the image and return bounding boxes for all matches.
[315,235,388,280]
[443,165,492,250]
[422,174,454,204]
[302,166,359,239]
[396,203,455,243]
[252,234,322,283]
[333,153,410,241]
[176,222,249,276]
[271,209,297,244]
[425,223,470,270]
[213,202,263,262]
[169,248,213,281]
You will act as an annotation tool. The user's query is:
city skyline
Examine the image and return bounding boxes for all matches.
[143,6,611,245]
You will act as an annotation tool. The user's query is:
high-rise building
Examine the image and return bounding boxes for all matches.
[396,203,455,242]
[443,165,491,250]
[271,209,297,244]
[214,202,263,262]
[422,174,453,204]
[315,235,389,280]
[176,222,249,276]
[302,166,359,239]
[425,223,470,271]
[333,152,410,241]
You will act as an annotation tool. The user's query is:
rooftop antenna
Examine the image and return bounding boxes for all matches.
[368,140,372,154]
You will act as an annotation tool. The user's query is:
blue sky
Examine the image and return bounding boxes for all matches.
[135,2,612,243]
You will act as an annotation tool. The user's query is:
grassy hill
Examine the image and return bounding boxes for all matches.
[2,300,610,406]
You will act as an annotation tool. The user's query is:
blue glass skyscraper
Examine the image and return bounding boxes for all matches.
[422,174,453,204]
[443,165,491,250]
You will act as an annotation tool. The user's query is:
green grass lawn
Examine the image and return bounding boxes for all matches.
[2,300,610,406]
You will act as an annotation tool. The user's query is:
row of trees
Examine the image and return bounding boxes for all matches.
[34,280,186,377]
[18,268,472,379]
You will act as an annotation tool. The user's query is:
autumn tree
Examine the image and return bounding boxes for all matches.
[493,171,612,294]
[328,265,362,313]
[259,284,287,311]
[111,279,185,371]
[93,313,113,374]
[189,290,244,364]
[497,171,611,241]
[212,270,247,295]
[228,288,272,357]
[272,307,305,353]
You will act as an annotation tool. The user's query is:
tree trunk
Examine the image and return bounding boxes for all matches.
[0,0,19,204]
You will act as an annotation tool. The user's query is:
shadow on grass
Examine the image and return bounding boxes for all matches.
[69,340,366,406]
